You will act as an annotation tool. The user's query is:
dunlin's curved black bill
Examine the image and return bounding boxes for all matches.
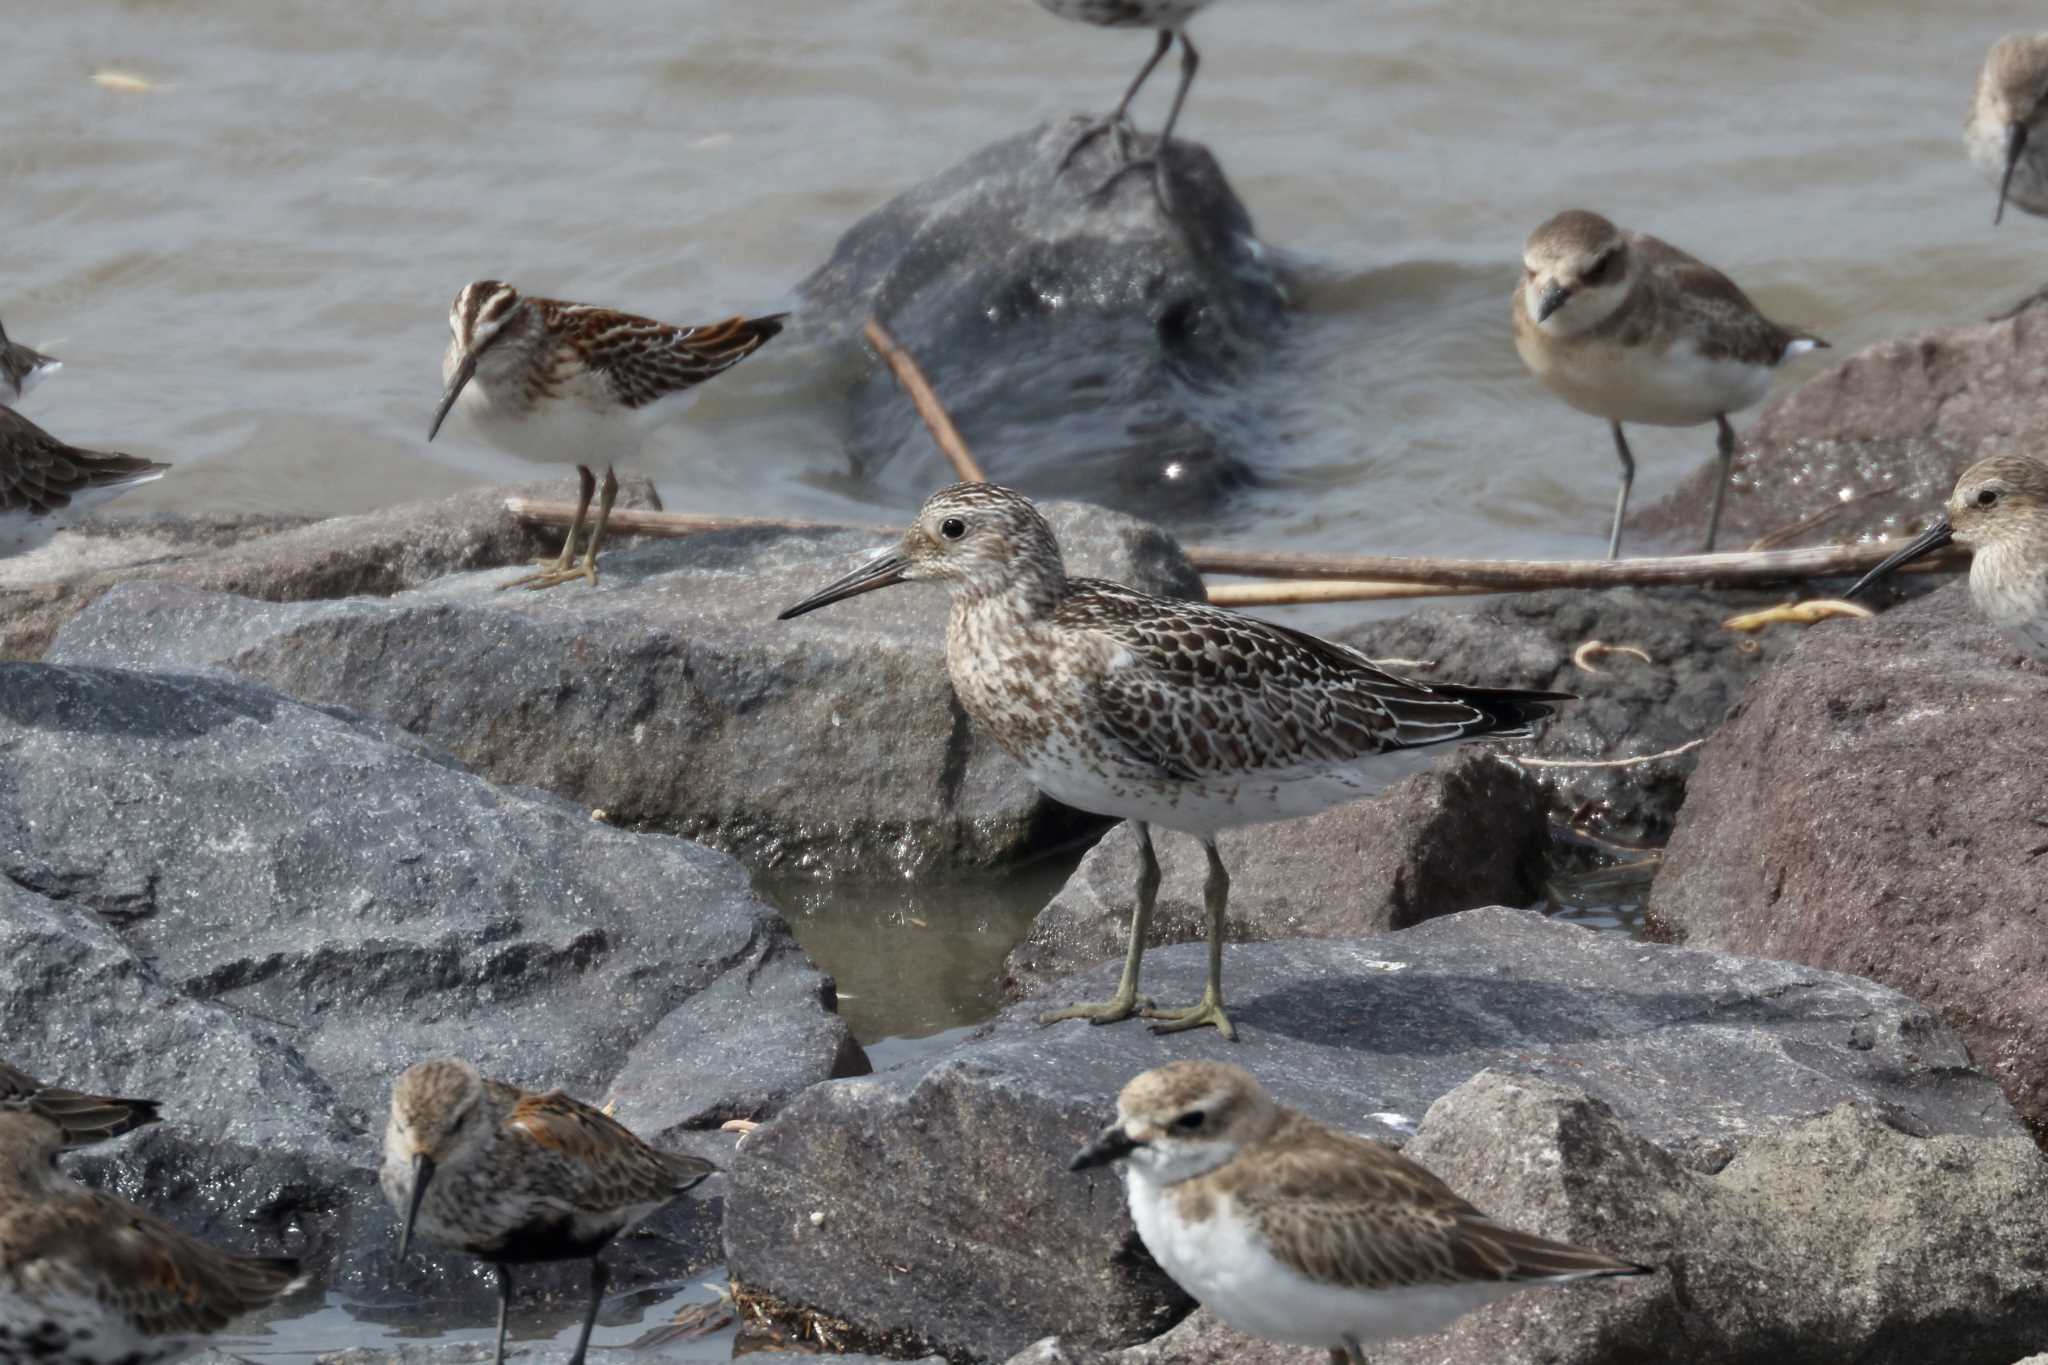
[1068,1123,1140,1171]
[1847,517,1954,599]
[427,354,478,442]
[777,551,911,620]
[399,1152,436,1260]
[1999,122,2029,226]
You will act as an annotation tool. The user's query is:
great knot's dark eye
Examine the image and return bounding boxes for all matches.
[1977,488,2000,507]
[1172,1110,1207,1133]
[1582,251,1620,287]
[940,517,967,540]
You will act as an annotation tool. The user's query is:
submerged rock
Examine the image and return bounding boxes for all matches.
[0,662,862,1301]
[797,118,1289,517]
[1649,583,2048,1128]
[725,907,2020,1362]
[45,502,1199,878]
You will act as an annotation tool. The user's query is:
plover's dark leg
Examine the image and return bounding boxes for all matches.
[565,1257,610,1365]
[1144,836,1234,1039]
[1059,29,1173,173]
[1091,31,1200,214]
[491,1264,515,1365]
[1704,414,1737,553]
[504,464,596,591]
[1040,820,1158,1026]
[1606,421,1636,561]
[1336,1335,1370,1364]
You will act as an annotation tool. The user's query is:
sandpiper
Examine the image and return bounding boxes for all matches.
[0,1060,159,1151]
[1070,1061,1653,1363]
[1848,453,2048,657]
[1037,0,1215,208]
[382,1057,716,1365]
[1513,209,1827,559]
[0,316,59,409]
[0,1104,306,1365]
[0,408,170,556]
[1967,34,2048,224]
[427,280,785,591]
[778,483,1569,1039]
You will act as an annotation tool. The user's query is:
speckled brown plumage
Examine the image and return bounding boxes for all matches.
[0,409,168,522]
[0,1062,158,1152]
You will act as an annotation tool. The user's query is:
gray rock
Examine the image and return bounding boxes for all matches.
[1004,748,1550,1000]
[46,503,1201,878]
[0,662,861,1300]
[797,118,1288,517]
[725,907,2021,1362]
[1648,582,2048,1128]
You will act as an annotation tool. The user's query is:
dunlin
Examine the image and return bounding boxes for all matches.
[1070,1061,1653,1363]
[779,483,1569,1039]
[0,408,170,556]
[382,1057,716,1365]
[1513,209,1827,558]
[427,280,785,591]
[1037,0,1215,208]
[1966,34,2048,224]
[0,1060,159,1151]
[0,316,59,409]
[0,1105,305,1365]
[1848,453,2048,657]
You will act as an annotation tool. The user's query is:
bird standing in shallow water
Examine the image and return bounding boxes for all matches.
[1036,0,1215,209]
[381,1057,715,1365]
[779,483,1570,1040]
[1513,209,1826,559]
[1070,1061,1653,1364]
[1967,33,2048,225]
[428,280,784,591]
[1849,453,2048,659]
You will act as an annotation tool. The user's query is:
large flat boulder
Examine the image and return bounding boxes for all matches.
[725,907,2021,1363]
[1648,583,2048,1127]
[43,503,1200,877]
[0,663,862,1302]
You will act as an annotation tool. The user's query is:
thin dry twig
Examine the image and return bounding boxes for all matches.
[863,317,988,483]
[1514,737,1710,770]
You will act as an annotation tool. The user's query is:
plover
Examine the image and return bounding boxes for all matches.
[382,1057,716,1365]
[0,1060,159,1152]
[0,408,170,556]
[1967,34,2048,224]
[0,316,59,409]
[778,483,1569,1039]
[0,1104,305,1365]
[1513,209,1827,559]
[1037,0,1215,208]
[1070,1061,1653,1363]
[427,280,785,591]
[1848,453,2048,657]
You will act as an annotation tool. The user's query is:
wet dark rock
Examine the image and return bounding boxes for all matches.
[796,118,1288,517]
[1004,748,1550,1000]
[1637,287,2048,553]
[45,502,1200,878]
[0,477,657,662]
[284,1346,944,1365]
[1648,583,2048,1129]
[725,907,2020,1363]
[0,662,861,1301]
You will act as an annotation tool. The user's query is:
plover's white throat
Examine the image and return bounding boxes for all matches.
[0,315,59,408]
[1849,453,2048,658]
[1036,0,1216,209]
[0,408,170,557]
[779,483,1570,1039]
[0,1104,305,1365]
[382,1057,716,1365]
[1513,209,1827,559]
[1967,34,2048,224]
[1070,1061,1653,1364]
[427,279,784,591]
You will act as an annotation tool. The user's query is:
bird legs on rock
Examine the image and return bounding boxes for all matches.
[504,464,618,591]
[1141,836,1235,1039]
[1083,31,1200,214]
[1040,821,1159,1027]
[1058,29,1172,174]
[491,1264,515,1365]
[1329,1337,1369,1365]
[1703,414,1737,554]
[1606,421,1636,561]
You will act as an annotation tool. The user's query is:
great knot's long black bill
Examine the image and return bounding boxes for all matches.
[1847,517,1954,600]
[426,354,478,442]
[398,1152,436,1260]
[1068,1123,1140,1172]
[1999,122,2029,226]
[777,550,912,621]
[1535,281,1572,325]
